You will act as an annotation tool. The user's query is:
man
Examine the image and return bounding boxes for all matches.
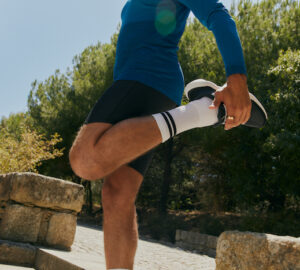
[69,0,267,269]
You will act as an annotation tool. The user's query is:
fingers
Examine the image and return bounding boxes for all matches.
[240,103,252,125]
[225,104,251,130]
[206,79,252,130]
[225,106,245,130]
[225,111,239,130]
[240,110,247,125]
[209,91,222,109]
[241,110,248,125]
[224,116,235,130]
[222,77,251,130]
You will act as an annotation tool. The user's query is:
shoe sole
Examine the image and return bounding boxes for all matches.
[184,79,268,127]
[185,79,220,97]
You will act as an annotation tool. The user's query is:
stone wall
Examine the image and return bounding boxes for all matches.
[175,230,218,257]
[0,239,37,267]
[0,173,84,251]
[216,231,300,270]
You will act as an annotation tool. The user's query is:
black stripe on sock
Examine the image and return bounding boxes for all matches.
[165,111,177,136]
[161,112,173,137]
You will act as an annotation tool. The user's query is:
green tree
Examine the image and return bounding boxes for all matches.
[26,0,300,218]
[172,0,300,212]
[261,49,300,210]
[0,114,63,174]
[28,37,117,213]
[28,38,117,179]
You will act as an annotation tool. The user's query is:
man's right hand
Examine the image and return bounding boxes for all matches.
[209,74,251,130]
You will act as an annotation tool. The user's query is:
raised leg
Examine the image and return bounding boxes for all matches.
[69,116,161,181]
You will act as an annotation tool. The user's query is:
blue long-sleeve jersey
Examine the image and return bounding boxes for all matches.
[113,0,247,105]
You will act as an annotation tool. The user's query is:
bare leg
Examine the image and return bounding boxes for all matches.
[69,118,156,269]
[69,116,161,180]
[101,165,143,270]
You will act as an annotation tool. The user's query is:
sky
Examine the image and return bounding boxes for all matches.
[0,0,233,119]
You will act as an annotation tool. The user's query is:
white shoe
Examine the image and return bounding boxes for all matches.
[185,79,268,128]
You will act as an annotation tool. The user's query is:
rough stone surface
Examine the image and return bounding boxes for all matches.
[0,266,35,270]
[216,230,300,270]
[0,204,42,243]
[176,229,218,257]
[45,213,77,249]
[0,204,77,249]
[0,201,6,220]
[3,172,84,213]
[0,239,37,267]
[37,210,55,243]
[35,249,83,270]
[0,174,11,202]
[0,173,83,250]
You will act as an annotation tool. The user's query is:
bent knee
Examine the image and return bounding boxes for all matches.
[69,144,85,173]
[69,145,107,180]
[69,123,113,180]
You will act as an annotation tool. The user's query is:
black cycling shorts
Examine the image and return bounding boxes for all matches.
[84,80,176,176]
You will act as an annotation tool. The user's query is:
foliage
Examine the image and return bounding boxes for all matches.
[0,114,63,174]
[171,0,300,213]
[261,49,300,209]
[25,0,300,226]
[27,37,117,178]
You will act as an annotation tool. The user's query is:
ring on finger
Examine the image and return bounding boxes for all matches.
[227,115,235,121]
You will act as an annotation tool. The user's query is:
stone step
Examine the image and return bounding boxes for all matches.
[0,265,34,270]
[35,248,101,270]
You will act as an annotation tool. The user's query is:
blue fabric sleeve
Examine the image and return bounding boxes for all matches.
[177,0,247,77]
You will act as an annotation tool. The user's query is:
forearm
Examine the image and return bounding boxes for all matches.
[207,9,247,77]
[178,0,247,77]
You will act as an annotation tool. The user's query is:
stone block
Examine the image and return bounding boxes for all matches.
[0,239,36,267]
[199,233,208,246]
[175,230,181,241]
[175,230,219,256]
[181,230,188,241]
[38,210,56,243]
[35,249,84,270]
[0,174,11,202]
[8,172,84,213]
[207,235,218,249]
[216,231,300,270]
[187,231,195,244]
[45,213,77,249]
[190,232,200,245]
[0,204,42,243]
[0,201,6,219]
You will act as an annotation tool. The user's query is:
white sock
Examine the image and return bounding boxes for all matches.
[152,97,218,142]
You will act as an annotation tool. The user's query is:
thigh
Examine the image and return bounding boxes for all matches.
[83,80,177,176]
[72,80,138,150]
[71,122,112,154]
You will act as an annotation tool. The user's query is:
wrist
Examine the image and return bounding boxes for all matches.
[227,73,247,83]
